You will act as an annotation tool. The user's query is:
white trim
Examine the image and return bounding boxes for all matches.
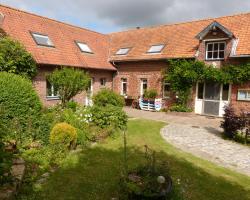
[203,38,229,42]
[206,41,226,60]
[121,78,127,96]
[237,89,250,101]
[140,79,147,96]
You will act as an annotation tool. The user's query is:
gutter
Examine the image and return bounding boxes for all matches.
[109,56,195,63]
[229,55,250,58]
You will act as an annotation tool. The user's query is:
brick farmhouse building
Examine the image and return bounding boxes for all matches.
[0,4,250,117]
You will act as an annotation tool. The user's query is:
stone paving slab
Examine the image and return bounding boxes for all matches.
[161,123,250,176]
[125,107,250,176]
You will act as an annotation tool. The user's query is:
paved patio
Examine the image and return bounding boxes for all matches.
[125,107,250,176]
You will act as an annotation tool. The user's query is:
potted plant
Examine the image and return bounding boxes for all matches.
[143,89,158,104]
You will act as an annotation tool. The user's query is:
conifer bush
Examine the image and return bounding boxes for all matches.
[50,122,77,148]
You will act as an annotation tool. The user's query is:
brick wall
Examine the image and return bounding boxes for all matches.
[113,60,176,107]
[196,29,234,67]
[33,65,114,107]
[231,81,250,114]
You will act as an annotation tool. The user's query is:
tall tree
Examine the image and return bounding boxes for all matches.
[47,67,90,107]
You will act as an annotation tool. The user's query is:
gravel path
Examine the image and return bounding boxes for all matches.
[125,107,250,176]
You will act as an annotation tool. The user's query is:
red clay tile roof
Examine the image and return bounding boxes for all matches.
[0,5,116,71]
[109,13,250,61]
[1,4,250,65]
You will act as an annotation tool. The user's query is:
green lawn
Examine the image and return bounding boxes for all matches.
[18,119,250,200]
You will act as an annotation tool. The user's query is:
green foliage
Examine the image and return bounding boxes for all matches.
[144,89,158,99]
[165,60,250,107]
[47,67,90,107]
[90,105,128,130]
[22,145,67,171]
[65,101,78,111]
[165,60,203,106]
[0,37,37,79]
[0,108,12,185]
[0,72,42,134]
[50,122,77,148]
[93,88,125,107]
[169,104,192,112]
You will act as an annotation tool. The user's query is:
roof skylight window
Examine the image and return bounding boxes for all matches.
[76,42,93,53]
[116,48,131,55]
[147,44,165,53]
[31,32,54,47]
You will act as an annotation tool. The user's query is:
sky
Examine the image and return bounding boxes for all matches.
[1,0,250,33]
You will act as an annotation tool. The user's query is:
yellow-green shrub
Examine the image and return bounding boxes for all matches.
[50,122,77,148]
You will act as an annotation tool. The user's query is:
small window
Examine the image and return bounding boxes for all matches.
[46,80,59,99]
[76,42,93,53]
[140,79,148,96]
[222,84,230,101]
[31,32,54,47]
[116,48,130,55]
[147,44,165,53]
[163,81,171,98]
[100,78,106,87]
[237,89,250,101]
[206,42,225,60]
[121,78,127,96]
[197,83,204,99]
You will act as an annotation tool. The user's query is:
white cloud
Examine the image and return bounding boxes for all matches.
[1,0,250,33]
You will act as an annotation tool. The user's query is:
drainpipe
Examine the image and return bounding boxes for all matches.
[111,61,117,92]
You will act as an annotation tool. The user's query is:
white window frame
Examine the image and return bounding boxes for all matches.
[206,41,226,60]
[163,81,171,99]
[121,78,127,96]
[75,41,93,53]
[237,89,250,101]
[116,48,131,55]
[140,79,148,96]
[46,81,59,99]
[147,44,165,54]
[31,32,54,47]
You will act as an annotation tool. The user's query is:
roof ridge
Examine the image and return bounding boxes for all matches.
[0,3,106,36]
[109,11,250,35]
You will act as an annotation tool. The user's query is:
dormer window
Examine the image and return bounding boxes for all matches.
[147,44,165,53]
[116,48,131,55]
[76,42,93,53]
[206,42,225,60]
[31,32,54,47]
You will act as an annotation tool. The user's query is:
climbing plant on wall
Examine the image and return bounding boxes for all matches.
[165,59,250,108]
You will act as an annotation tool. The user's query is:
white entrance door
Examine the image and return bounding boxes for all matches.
[85,78,94,106]
[195,82,231,117]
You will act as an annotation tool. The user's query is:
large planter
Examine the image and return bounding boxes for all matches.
[124,169,173,200]
[139,98,162,111]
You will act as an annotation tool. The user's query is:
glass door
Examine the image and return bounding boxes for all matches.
[203,82,221,116]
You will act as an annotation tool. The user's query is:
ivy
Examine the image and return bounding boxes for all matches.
[165,59,250,107]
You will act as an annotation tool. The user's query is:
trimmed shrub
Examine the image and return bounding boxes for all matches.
[93,89,125,107]
[169,104,192,112]
[90,105,127,130]
[0,108,12,185]
[0,37,37,79]
[0,72,42,130]
[50,122,77,148]
[144,89,158,99]
[221,106,247,139]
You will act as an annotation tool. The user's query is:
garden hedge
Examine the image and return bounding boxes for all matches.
[0,72,42,129]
